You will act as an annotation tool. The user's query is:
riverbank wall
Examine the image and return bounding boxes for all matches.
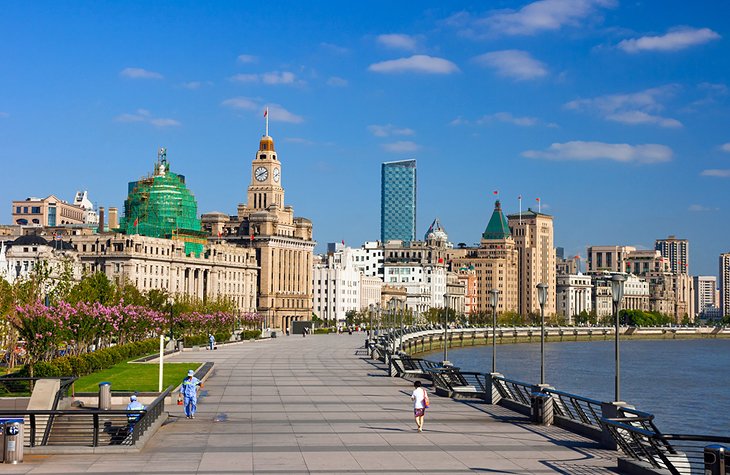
[402,326,730,356]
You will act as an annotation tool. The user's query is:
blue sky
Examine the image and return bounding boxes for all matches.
[1,1,729,276]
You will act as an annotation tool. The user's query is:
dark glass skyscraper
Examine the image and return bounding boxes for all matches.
[381,159,416,243]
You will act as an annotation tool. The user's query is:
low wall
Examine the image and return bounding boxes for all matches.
[400,326,730,355]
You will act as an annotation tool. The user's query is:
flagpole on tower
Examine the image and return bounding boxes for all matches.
[537,197,541,213]
[264,107,269,136]
[518,195,522,224]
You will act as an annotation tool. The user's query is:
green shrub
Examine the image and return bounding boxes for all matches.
[34,361,61,377]
[240,330,261,340]
[214,331,231,343]
[313,328,331,334]
[183,335,208,347]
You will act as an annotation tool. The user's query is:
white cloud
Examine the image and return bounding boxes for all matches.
[0,112,8,118]
[474,50,547,80]
[221,97,259,110]
[618,27,720,53]
[237,54,257,63]
[320,43,349,54]
[368,124,415,137]
[230,71,301,85]
[688,204,717,212]
[368,55,459,74]
[221,97,303,123]
[267,104,304,123]
[120,67,163,80]
[605,111,682,128]
[449,116,469,126]
[478,112,539,126]
[382,141,421,153]
[326,76,348,87]
[701,169,730,178]
[523,141,673,164]
[565,86,683,128]
[115,109,180,127]
[721,143,730,153]
[376,34,419,51]
[445,0,616,38]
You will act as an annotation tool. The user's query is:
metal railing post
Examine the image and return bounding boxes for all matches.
[92,413,99,447]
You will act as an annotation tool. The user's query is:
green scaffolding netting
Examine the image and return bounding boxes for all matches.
[120,161,205,256]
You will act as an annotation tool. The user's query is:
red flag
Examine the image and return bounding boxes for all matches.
[438,257,444,264]
[493,190,498,195]
[536,197,541,202]
[263,108,268,117]
[133,217,139,227]
[341,240,345,245]
[250,233,254,242]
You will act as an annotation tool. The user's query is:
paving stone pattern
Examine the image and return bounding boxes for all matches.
[13,333,619,474]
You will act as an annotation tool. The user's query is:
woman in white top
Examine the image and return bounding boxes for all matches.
[411,380,428,432]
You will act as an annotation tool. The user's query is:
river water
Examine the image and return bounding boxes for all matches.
[423,338,730,436]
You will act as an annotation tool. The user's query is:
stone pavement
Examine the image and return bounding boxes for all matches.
[12,333,619,474]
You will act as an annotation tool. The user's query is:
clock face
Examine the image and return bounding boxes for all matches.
[255,167,268,181]
[273,167,280,182]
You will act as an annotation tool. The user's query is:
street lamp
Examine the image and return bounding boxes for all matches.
[536,283,548,385]
[611,274,626,402]
[443,293,450,365]
[489,289,500,373]
[368,303,374,338]
[399,300,405,351]
[167,296,175,342]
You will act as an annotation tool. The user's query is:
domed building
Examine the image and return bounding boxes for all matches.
[120,148,207,256]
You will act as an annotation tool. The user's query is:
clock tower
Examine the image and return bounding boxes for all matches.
[201,111,315,333]
[247,134,284,211]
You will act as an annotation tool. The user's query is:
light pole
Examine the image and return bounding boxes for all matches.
[536,283,548,385]
[368,303,374,338]
[489,289,500,373]
[399,300,404,351]
[389,300,397,355]
[611,274,626,402]
[443,292,449,365]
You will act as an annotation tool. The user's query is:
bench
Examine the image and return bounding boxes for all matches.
[427,368,488,400]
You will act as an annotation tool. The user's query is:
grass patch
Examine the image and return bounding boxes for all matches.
[73,362,195,393]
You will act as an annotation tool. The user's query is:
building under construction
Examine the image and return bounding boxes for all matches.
[120,148,207,256]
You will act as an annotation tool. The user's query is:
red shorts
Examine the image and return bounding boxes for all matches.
[414,408,425,417]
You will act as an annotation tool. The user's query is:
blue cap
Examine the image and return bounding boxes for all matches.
[187,370,195,376]
[130,395,137,401]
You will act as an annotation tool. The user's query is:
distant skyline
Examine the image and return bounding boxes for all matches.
[1,1,729,276]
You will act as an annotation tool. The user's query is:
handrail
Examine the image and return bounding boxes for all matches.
[41,377,78,445]
[0,385,173,447]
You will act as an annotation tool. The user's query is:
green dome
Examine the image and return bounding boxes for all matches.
[120,150,206,256]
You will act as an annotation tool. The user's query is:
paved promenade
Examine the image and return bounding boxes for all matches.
[14,333,618,474]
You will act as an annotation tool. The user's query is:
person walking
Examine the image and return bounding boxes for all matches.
[180,369,203,419]
[411,380,429,432]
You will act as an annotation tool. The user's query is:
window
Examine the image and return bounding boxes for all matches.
[31,206,41,214]
[15,206,21,213]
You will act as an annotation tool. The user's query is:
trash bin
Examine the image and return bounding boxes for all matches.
[530,392,553,425]
[99,381,112,410]
[3,419,23,464]
[271,331,277,339]
[705,445,727,475]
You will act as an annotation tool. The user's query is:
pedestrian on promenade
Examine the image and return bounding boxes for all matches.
[208,333,215,350]
[126,395,145,432]
[411,380,429,432]
[180,369,203,419]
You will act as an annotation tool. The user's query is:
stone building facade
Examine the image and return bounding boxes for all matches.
[71,233,258,312]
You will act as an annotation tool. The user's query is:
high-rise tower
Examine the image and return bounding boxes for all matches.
[381,160,416,243]
[655,235,689,274]
[720,253,730,317]
[507,208,556,318]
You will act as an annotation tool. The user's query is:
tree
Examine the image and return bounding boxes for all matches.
[67,272,116,305]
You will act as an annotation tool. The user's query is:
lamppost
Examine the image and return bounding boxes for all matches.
[442,292,450,365]
[611,274,626,402]
[536,283,548,385]
[399,300,404,351]
[167,296,175,342]
[389,300,397,355]
[368,303,374,338]
[489,289,500,373]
